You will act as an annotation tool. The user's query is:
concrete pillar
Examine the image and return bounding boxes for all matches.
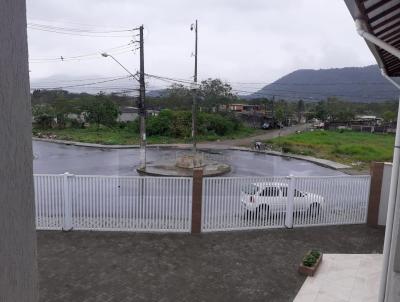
[191,168,203,234]
[0,1,38,301]
[367,162,385,227]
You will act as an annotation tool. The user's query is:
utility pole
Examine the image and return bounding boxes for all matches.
[271,95,275,126]
[191,20,198,156]
[139,25,146,169]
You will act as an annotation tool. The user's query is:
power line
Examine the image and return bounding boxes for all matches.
[31,75,129,85]
[29,43,137,63]
[27,22,139,33]
[230,88,396,101]
[145,73,397,100]
[145,73,196,86]
[229,81,395,86]
[31,75,134,90]
[28,18,133,31]
[31,43,134,60]
[30,71,398,101]
[27,23,138,38]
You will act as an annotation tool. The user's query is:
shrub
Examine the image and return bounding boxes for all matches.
[147,109,175,136]
[69,118,85,129]
[200,112,235,136]
[281,142,293,153]
[310,250,321,258]
[142,110,242,138]
[118,122,127,129]
[302,255,317,267]
[302,250,321,267]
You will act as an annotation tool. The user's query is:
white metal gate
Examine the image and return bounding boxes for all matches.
[34,174,193,233]
[201,175,370,232]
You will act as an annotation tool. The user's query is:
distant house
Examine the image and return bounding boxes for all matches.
[118,106,139,122]
[221,104,263,113]
[354,115,383,125]
[324,115,393,133]
[67,112,86,123]
[117,106,159,122]
[147,109,160,117]
[228,104,244,112]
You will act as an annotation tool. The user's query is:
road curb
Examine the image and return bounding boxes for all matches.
[33,137,351,171]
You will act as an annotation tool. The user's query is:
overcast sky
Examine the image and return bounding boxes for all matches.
[27,0,377,92]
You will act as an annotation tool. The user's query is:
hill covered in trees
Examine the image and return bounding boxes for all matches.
[249,65,398,102]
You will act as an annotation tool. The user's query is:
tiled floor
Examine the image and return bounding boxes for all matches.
[294,254,382,302]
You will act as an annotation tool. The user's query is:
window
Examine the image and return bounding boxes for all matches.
[260,186,279,197]
[242,184,259,195]
[294,189,304,197]
[281,187,304,197]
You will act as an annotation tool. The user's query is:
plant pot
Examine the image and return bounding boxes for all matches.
[298,252,323,276]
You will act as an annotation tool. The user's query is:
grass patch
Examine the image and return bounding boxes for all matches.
[33,125,257,145]
[266,130,394,170]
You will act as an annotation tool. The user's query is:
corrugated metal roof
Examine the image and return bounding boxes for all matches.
[345,0,400,77]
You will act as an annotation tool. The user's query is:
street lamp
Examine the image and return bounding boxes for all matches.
[190,20,198,159]
[101,52,146,169]
[101,53,137,78]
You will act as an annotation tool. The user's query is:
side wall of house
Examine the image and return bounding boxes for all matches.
[379,163,392,226]
[0,1,38,301]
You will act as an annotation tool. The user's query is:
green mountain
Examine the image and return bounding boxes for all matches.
[249,65,398,102]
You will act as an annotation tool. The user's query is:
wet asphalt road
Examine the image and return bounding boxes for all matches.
[33,141,343,177]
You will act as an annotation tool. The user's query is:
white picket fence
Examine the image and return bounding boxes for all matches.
[34,173,371,233]
[34,174,193,232]
[201,175,371,232]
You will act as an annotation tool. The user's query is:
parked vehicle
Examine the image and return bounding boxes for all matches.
[241,182,325,217]
[261,122,270,129]
[254,141,265,151]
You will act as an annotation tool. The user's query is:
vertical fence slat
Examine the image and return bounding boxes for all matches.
[34,174,370,233]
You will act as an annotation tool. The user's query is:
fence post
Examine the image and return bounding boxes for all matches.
[62,172,73,231]
[191,168,203,234]
[367,162,384,227]
[285,175,295,228]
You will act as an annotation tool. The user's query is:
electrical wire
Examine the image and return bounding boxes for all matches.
[31,75,134,90]
[31,75,129,85]
[29,43,138,63]
[28,22,138,33]
[27,22,139,38]
[145,73,397,100]
[29,48,137,64]
[28,18,134,31]
[30,71,398,101]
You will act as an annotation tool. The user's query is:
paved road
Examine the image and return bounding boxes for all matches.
[198,123,310,148]
[33,138,341,176]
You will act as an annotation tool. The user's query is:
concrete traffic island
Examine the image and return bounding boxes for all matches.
[137,152,231,177]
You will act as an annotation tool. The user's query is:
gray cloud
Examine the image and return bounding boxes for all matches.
[27,0,376,92]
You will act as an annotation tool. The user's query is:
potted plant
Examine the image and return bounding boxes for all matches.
[298,250,323,276]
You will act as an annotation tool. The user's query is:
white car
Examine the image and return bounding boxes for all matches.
[241,182,325,216]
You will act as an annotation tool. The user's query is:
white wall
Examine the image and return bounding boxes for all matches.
[0,1,38,301]
[118,112,138,122]
[379,163,393,226]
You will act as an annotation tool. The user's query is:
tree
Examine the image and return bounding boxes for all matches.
[296,99,305,122]
[52,97,81,129]
[84,93,119,130]
[32,104,55,129]
[199,78,237,110]
[383,110,397,122]
[164,84,192,109]
[273,99,292,126]
[314,101,328,121]
[274,107,285,126]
